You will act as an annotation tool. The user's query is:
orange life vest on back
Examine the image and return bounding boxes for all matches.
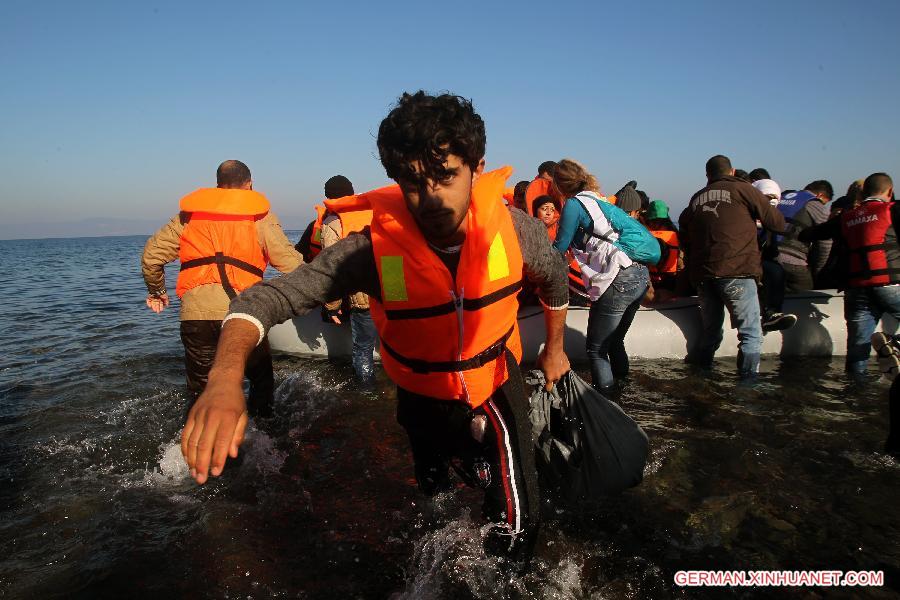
[649,230,679,277]
[323,194,373,238]
[368,167,524,407]
[308,205,327,259]
[176,188,269,299]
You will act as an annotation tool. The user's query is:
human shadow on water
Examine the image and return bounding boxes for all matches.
[779,291,835,357]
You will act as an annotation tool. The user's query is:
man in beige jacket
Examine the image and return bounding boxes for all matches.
[142,160,302,416]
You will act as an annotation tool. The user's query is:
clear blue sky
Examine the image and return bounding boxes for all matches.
[1,0,898,239]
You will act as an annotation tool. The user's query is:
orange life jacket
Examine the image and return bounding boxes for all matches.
[368,167,524,407]
[308,205,327,259]
[649,230,679,277]
[323,194,373,238]
[545,221,559,243]
[176,188,269,299]
[525,177,552,216]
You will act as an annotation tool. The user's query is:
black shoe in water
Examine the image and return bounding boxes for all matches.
[762,312,797,332]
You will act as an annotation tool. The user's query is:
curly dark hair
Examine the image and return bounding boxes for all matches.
[377,91,486,184]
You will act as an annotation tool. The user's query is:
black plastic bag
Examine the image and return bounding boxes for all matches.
[526,370,649,501]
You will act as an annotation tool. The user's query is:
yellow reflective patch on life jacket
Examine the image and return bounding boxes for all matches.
[380,255,408,301]
[312,228,322,243]
[487,233,509,281]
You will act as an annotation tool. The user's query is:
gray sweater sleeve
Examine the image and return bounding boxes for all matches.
[228,229,380,333]
[508,208,569,309]
[229,208,569,334]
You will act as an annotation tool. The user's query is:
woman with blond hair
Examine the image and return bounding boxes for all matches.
[552,159,660,392]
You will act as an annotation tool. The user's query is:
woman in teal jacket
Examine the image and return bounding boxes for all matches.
[552,159,659,392]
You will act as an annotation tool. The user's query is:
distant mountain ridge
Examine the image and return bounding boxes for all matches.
[0,215,308,241]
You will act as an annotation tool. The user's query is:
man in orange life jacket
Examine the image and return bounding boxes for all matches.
[801,172,899,376]
[180,92,571,560]
[142,160,303,416]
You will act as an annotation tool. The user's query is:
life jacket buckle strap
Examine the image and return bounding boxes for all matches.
[380,325,514,374]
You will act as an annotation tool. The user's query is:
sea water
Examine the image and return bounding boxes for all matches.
[0,235,898,599]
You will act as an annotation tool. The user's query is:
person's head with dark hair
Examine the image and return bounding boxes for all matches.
[733,169,751,182]
[705,155,733,181]
[863,172,894,200]
[216,160,252,189]
[748,168,771,182]
[537,161,557,180]
[513,180,530,210]
[804,180,834,202]
[376,91,487,246]
[377,91,485,185]
[531,194,560,224]
[324,175,354,199]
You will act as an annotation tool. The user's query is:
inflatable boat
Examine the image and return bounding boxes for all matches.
[268,290,895,362]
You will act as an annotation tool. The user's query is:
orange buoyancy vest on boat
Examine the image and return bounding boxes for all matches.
[841,199,900,287]
[323,194,373,238]
[525,177,552,216]
[649,230,679,276]
[308,205,327,259]
[368,167,524,407]
[176,188,270,299]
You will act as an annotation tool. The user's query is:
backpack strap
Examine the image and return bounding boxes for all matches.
[575,193,617,244]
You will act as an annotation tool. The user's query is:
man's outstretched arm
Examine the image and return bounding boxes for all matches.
[181,318,258,483]
[181,230,380,483]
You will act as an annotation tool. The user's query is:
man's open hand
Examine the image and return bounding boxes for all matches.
[181,376,248,484]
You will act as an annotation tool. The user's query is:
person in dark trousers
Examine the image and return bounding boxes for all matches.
[752,178,797,332]
[678,155,785,378]
[179,92,570,563]
[142,160,303,417]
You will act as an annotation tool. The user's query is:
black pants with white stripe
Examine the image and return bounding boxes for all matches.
[396,354,540,558]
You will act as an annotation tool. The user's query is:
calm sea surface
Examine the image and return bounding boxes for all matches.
[0,235,898,599]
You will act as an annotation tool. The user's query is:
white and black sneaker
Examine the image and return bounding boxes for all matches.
[762,312,798,333]
[871,332,900,380]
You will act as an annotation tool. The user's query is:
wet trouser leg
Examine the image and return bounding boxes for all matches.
[245,339,274,418]
[760,259,785,317]
[586,265,649,390]
[722,278,762,377]
[349,308,377,382]
[180,320,274,417]
[395,355,539,559]
[691,280,726,367]
[692,278,761,376]
[845,285,900,376]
